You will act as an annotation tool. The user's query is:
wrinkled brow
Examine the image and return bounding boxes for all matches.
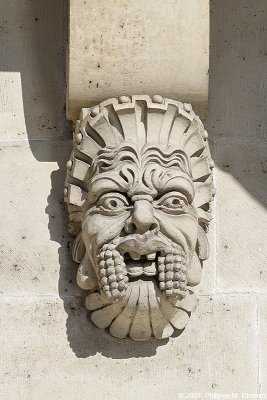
[87,144,194,203]
[88,166,194,204]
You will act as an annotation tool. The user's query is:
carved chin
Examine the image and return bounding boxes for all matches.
[96,234,188,301]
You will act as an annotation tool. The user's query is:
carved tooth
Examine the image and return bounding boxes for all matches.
[127,266,143,277]
[129,252,141,260]
[146,253,156,260]
[143,261,157,276]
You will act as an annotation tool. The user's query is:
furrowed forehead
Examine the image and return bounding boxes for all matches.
[86,144,194,203]
[88,162,194,204]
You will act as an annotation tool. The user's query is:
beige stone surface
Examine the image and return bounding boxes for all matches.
[0,295,257,400]
[259,296,267,395]
[216,139,267,294]
[0,0,67,140]
[67,0,209,120]
[0,0,266,397]
[0,141,82,297]
[207,0,267,138]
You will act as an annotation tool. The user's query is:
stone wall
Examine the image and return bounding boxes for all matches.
[0,1,266,399]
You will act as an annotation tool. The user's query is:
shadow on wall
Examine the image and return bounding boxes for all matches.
[0,0,71,159]
[207,0,267,140]
[0,0,267,358]
[207,0,267,209]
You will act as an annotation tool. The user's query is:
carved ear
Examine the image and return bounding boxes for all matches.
[196,225,209,261]
[72,231,86,263]
[77,253,98,290]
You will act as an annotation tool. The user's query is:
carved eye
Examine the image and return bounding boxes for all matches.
[98,193,129,211]
[155,192,188,213]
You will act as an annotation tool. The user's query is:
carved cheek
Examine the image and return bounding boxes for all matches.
[82,212,130,250]
[154,210,199,256]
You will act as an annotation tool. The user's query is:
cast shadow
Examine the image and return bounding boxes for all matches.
[207,0,267,208]
[207,0,267,141]
[0,0,71,160]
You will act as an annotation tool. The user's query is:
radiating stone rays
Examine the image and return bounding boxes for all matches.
[86,281,197,341]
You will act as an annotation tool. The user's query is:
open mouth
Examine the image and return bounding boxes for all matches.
[97,236,188,300]
[124,251,159,277]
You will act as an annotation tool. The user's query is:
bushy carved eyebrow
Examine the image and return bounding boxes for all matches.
[88,169,194,205]
[88,173,130,204]
[154,175,195,203]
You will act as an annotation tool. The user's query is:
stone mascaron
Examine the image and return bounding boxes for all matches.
[64,95,214,341]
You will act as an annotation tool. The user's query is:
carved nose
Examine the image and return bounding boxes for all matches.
[125,200,159,234]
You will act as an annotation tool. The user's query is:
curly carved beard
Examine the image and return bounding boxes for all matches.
[97,238,188,301]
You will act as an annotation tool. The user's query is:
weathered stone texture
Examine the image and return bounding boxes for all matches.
[0,0,67,140]
[68,0,209,120]
[0,295,257,400]
[207,0,267,139]
[216,139,267,293]
[259,297,267,395]
[0,0,266,398]
[0,141,83,297]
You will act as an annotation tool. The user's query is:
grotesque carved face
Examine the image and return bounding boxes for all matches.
[65,95,213,341]
[83,143,198,300]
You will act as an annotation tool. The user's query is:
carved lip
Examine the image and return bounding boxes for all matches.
[117,236,170,256]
